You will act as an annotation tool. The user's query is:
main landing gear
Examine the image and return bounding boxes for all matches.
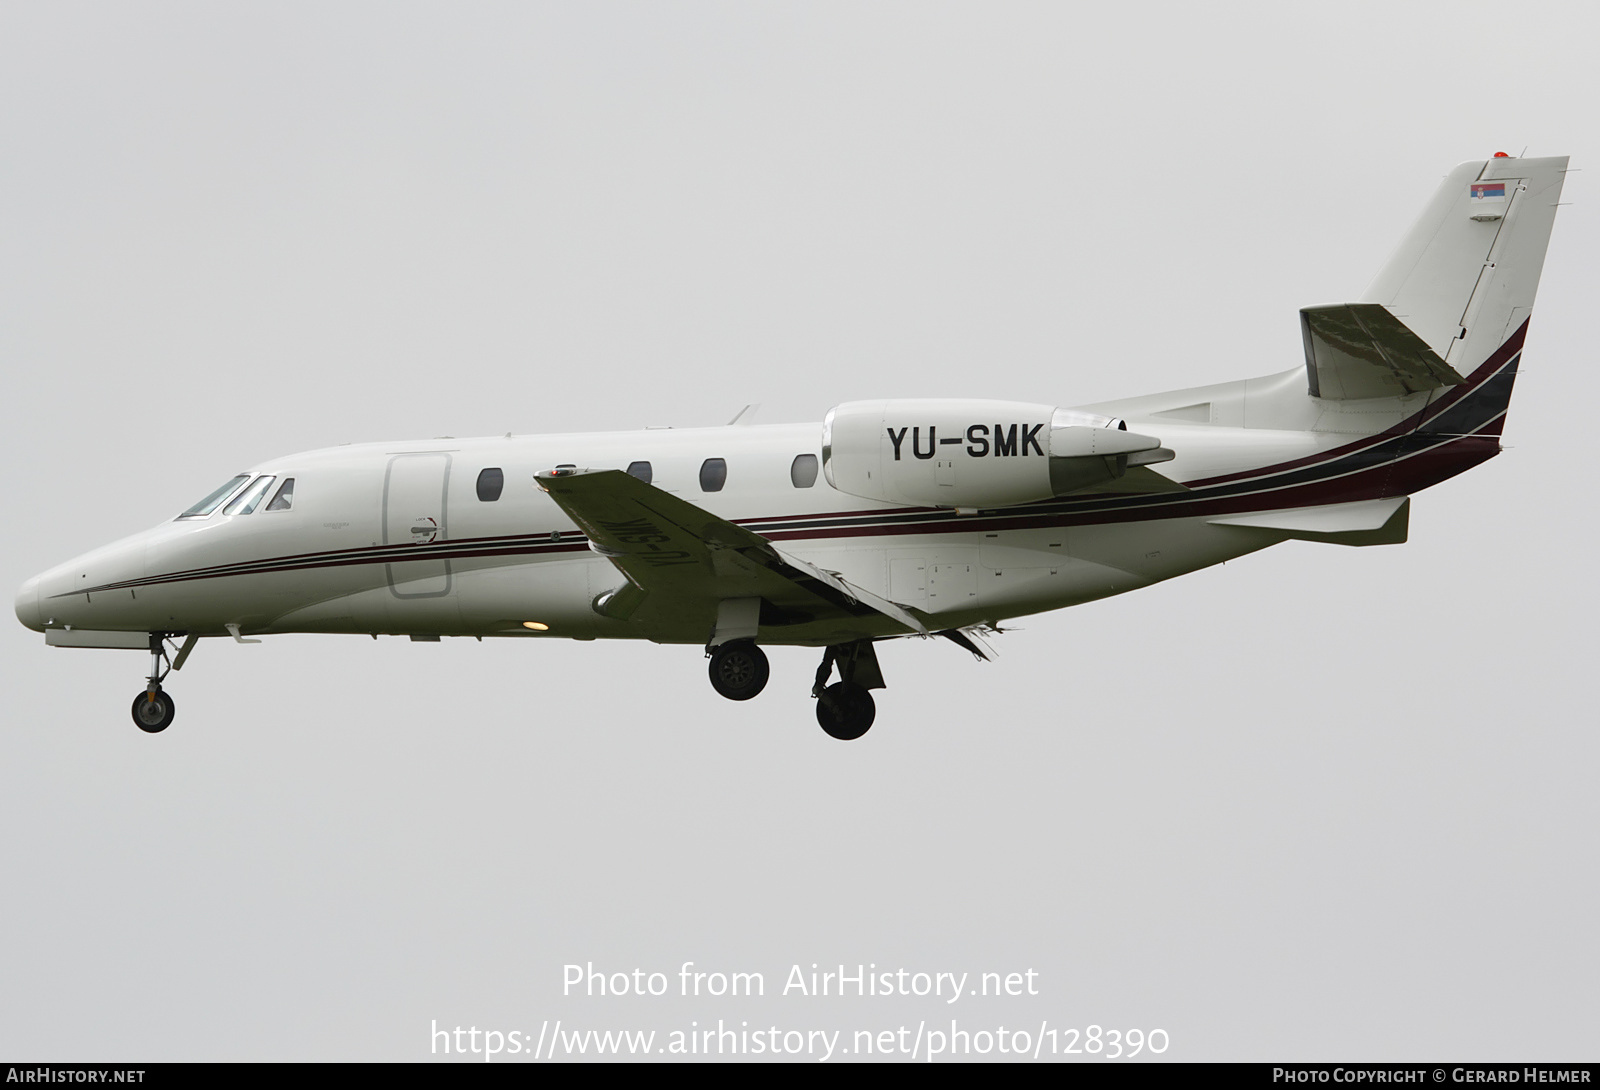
[703,636,884,740]
[811,641,882,741]
[815,682,874,741]
[130,632,185,733]
[707,639,770,701]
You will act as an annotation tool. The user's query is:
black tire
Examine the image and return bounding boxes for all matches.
[815,682,875,740]
[131,689,175,733]
[708,640,769,701]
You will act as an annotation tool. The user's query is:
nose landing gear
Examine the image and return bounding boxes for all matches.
[130,633,181,733]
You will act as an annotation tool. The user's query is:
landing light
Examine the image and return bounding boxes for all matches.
[522,622,550,631]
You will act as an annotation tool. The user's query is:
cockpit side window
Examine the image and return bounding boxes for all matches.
[265,478,295,512]
[223,475,276,515]
[177,475,250,520]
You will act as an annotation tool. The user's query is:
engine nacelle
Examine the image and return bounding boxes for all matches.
[821,399,1169,508]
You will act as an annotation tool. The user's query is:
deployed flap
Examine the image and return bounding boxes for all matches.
[537,469,925,638]
[1208,496,1409,546]
[772,549,926,634]
[1301,303,1466,399]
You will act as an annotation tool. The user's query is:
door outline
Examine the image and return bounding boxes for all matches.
[383,453,453,599]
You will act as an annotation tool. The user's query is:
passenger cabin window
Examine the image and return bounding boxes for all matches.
[222,475,275,516]
[790,454,819,488]
[178,475,249,519]
[265,478,295,511]
[476,467,504,502]
[626,461,652,484]
[699,458,727,492]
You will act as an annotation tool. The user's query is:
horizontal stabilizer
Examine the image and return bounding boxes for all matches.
[1301,303,1466,399]
[1208,496,1409,547]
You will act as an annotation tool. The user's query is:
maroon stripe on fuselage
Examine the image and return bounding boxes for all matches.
[68,328,1523,597]
[762,431,1497,541]
[70,427,1497,594]
[1183,321,1525,489]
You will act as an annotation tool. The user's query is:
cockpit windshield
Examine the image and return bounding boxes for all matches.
[177,475,249,520]
[222,476,276,516]
[265,478,294,511]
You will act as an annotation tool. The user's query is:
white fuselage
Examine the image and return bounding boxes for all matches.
[15,411,1353,647]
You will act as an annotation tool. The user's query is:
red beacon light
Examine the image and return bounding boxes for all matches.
[1494,151,1511,157]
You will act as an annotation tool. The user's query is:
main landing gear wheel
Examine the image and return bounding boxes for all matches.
[708,640,769,701]
[131,689,176,734]
[815,682,875,740]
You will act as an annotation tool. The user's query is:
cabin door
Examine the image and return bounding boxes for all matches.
[384,453,452,598]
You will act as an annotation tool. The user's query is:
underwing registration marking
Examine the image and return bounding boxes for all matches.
[599,518,697,567]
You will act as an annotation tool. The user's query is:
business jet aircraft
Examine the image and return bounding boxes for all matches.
[14,154,1567,739]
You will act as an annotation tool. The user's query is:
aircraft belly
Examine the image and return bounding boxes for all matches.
[781,545,889,600]
[863,516,1288,627]
[887,555,928,603]
[454,556,608,637]
[41,586,145,630]
[381,584,465,632]
[881,530,1068,620]
[259,584,400,634]
[265,557,624,637]
[1066,516,1283,592]
[148,567,366,635]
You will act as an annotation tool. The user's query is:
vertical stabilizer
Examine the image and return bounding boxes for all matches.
[1361,155,1567,377]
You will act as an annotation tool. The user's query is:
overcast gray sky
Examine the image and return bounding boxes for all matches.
[3,1,1596,1062]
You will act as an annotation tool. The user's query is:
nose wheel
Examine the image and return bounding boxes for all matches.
[131,688,176,733]
[130,633,181,733]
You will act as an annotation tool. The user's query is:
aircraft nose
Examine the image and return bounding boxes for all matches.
[14,574,43,633]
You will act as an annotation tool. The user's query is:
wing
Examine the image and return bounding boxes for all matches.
[536,469,925,646]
